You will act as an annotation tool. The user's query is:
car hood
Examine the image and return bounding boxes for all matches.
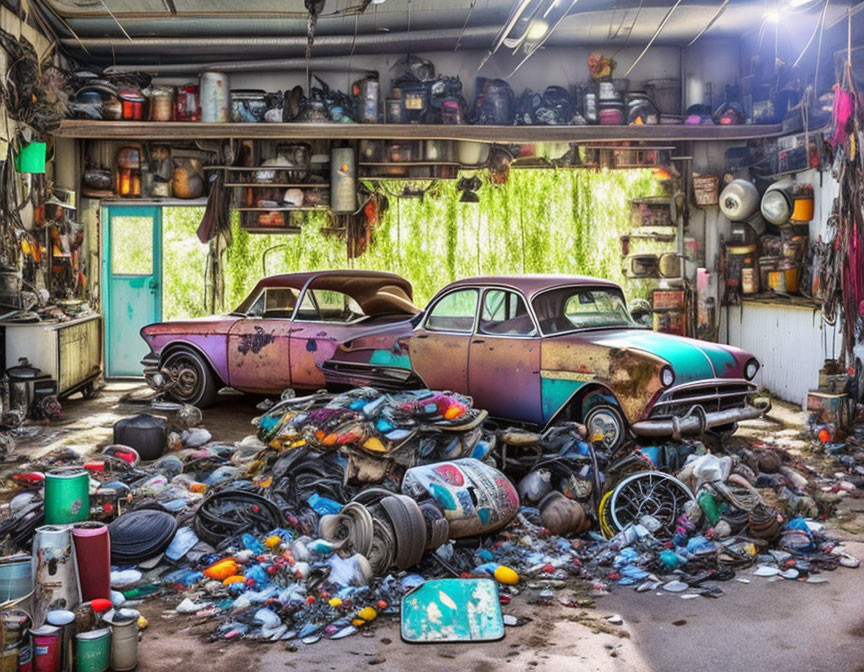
[141,314,240,337]
[571,328,746,383]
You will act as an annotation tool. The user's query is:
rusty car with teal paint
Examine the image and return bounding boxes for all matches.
[322,275,768,449]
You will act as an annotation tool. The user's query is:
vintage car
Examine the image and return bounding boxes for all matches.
[321,275,768,449]
[139,270,421,407]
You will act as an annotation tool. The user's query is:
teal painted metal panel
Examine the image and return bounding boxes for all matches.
[401,579,504,643]
[592,331,719,382]
[541,377,585,424]
[103,206,162,377]
[369,349,412,369]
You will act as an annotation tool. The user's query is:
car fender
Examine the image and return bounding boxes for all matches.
[542,381,623,430]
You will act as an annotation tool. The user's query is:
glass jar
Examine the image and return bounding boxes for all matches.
[147,86,175,122]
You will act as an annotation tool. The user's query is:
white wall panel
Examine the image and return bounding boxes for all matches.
[721,302,840,406]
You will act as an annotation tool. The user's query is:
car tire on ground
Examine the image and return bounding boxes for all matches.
[162,347,219,408]
[583,403,627,452]
[380,494,427,571]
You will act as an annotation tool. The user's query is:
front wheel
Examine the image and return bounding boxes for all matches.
[584,404,627,451]
[162,348,218,408]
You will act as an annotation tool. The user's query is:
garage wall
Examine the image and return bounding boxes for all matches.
[720,168,841,406]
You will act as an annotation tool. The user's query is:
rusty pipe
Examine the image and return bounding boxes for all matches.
[103,57,379,76]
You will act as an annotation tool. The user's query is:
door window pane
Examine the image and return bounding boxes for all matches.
[262,288,299,318]
[479,289,535,336]
[425,289,478,332]
[111,217,153,275]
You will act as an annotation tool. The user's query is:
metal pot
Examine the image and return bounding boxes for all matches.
[6,357,42,415]
[719,179,759,221]
[106,617,138,671]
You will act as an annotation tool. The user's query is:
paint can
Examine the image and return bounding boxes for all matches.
[18,637,33,672]
[45,611,75,672]
[32,526,81,627]
[0,646,18,672]
[44,468,90,525]
[30,625,61,672]
[106,618,137,672]
[200,72,229,123]
[71,524,110,603]
[0,555,33,604]
[1,610,30,649]
[74,629,110,672]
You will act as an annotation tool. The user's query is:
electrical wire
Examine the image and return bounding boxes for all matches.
[622,0,684,78]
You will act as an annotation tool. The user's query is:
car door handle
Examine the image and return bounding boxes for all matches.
[148,280,159,289]
[416,333,429,339]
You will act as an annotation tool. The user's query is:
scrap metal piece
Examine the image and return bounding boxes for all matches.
[401,578,504,643]
[608,471,695,537]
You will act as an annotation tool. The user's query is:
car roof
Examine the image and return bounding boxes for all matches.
[254,270,414,297]
[439,275,622,301]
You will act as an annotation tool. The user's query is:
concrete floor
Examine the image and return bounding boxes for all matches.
[7,384,864,672]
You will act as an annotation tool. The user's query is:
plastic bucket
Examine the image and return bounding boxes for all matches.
[15,142,47,174]
[107,619,138,671]
[44,468,90,525]
[75,628,111,672]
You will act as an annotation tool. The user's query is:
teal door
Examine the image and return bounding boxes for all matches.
[103,206,162,377]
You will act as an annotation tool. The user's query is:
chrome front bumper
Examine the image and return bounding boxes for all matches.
[631,397,772,438]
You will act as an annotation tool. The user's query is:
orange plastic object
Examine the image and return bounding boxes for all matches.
[222,575,246,586]
[203,559,240,580]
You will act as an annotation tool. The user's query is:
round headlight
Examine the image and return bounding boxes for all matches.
[760,189,792,225]
[661,366,675,387]
[745,359,759,380]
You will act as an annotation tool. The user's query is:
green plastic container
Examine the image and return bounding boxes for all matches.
[44,468,90,525]
[15,141,47,174]
[75,627,111,672]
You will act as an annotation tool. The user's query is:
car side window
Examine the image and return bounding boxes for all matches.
[245,289,300,319]
[479,289,536,336]
[295,289,365,323]
[425,289,478,333]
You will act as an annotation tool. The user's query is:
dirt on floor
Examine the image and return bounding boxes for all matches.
[5,383,864,672]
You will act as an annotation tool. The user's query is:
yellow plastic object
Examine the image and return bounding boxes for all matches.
[203,559,240,580]
[356,606,377,622]
[137,616,149,629]
[222,575,245,586]
[362,437,387,453]
[791,196,814,222]
[493,565,519,586]
[351,618,365,627]
[265,535,281,548]
[328,597,343,608]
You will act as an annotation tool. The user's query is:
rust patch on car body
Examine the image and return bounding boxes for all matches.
[237,327,276,355]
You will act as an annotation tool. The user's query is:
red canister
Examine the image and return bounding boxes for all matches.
[72,523,111,602]
[18,639,33,672]
[30,625,60,672]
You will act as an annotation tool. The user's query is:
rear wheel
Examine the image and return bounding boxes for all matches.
[162,348,218,408]
[583,404,627,451]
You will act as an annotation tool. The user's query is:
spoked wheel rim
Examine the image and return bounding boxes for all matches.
[609,471,695,536]
[586,405,625,450]
[164,353,203,402]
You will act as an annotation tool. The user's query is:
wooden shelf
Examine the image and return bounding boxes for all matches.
[234,205,328,211]
[224,183,326,188]
[240,226,302,234]
[52,120,786,143]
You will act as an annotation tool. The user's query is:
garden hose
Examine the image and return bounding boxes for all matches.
[597,490,616,539]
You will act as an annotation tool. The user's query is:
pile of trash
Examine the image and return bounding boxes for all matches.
[0,387,860,661]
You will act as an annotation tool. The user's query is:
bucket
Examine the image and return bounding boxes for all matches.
[15,142,47,174]
[45,610,74,672]
[30,624,61,672]
[75,628,111,672]
[72,524,110,602]
[107,618,138,672]
[44,468,90,525]
[32,526,81,627]
[646,78,681,115]
[0,556,33,603]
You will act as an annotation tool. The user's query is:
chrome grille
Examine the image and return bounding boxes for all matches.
[649,379,756,419]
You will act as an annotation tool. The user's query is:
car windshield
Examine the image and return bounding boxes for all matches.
[532,286,636,335]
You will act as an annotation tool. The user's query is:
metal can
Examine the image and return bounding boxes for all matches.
[352,77,379,123]
[200,72,229,123]
[18,640,33,672]
[0,646,18,672]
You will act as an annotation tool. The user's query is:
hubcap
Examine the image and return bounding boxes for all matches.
[587,408,623,449]
[167,357,200,400]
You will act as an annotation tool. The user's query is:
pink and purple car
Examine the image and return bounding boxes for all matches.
[141,271,767,449]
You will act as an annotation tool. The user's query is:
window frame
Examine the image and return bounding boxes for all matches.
[476,287,539,339]
[422,288,480,334]
[292,287,368,325]
[531,284,640,337]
